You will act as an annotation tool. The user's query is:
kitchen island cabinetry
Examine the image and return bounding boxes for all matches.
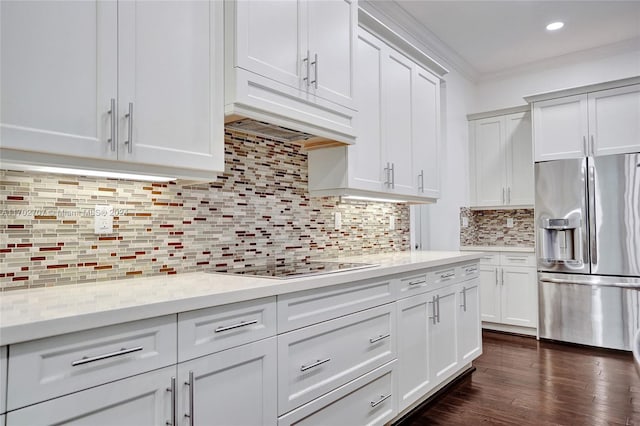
[468,108,533,208]
[0,0,224,178]
[225,0,357,144]
[526,78,640,161]
[479,251,537,335]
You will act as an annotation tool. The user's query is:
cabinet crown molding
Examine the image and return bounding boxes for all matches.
[523,75,640,103]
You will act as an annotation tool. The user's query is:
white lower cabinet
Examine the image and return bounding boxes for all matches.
[277,303,396,414]
[177,337,277,426]
[278,361,397,426]
[458,277,482,364]
[428,285,460,384]
[7,365,175,426]
[479,252,537,333]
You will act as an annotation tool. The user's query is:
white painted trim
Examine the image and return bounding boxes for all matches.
[467,105,531,121]
[523,75,640,103]
[482,322,537,337]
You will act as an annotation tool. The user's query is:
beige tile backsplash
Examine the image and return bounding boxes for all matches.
[460,207,534,247]
[0,130,410,290]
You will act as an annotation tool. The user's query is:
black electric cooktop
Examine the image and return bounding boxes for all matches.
[209,261,378,279]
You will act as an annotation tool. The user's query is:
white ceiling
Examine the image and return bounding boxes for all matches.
[391,1,640,76]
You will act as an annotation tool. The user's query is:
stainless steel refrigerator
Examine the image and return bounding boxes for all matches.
[535,153,640,350]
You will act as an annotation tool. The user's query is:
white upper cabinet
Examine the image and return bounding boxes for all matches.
[308,26,443,203]
[528,78,640,161]
[469,109,533,207]
[226,0,357,144]
[1,1,118,160]
[1,0,224,176]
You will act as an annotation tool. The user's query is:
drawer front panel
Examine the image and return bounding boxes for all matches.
[479,253,499,266]
[500,252,536,267]
[7,315,176,411]
[277,304,396,414]
[430,266,459,290]
[178,296,276,362]
[397,272,430,298]
[458,262,480,280]
[277,278,395,332]
[277,361,397,426]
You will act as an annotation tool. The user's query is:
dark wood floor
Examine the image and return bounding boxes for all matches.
[402,330,640,425]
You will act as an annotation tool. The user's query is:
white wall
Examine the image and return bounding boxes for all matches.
[473,41,640,113]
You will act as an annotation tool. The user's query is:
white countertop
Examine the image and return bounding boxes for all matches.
[0,251,483,346]
[460,245,535,253]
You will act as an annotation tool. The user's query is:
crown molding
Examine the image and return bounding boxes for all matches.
[359,0,479,82]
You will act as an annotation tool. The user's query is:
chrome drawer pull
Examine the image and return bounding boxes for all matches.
[369,333,391,344]
[166,377,176,426]
[408,279,426,286]
[71,346,143,366]
[506,256,528,261]
[300,357,331,372]
[465,267,477,274]
[370,393,392,408]
[440,272,455,280]
[215,319,258,333]
[184,371,194,426]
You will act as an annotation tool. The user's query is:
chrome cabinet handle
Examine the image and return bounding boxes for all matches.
[590,134,595,156]
[502,187,506,204]
[107,98,116,151]
[384,162,390,187]
[465,266,477,274]
[583,136,588,156]
[166,377,176,426]
[71,346,143,366]
[215,319,258,333]
[302,50,310,87]
[370,393,392,408]
[501,269,504,285]
[390,163,395,188]
[460,287,467,312]
[310,53,318,89]
[507,187,511,204]
[440,272,455,280]
[408,279,426,286]
[301,357,331,372]
[428,297,437,325]
[124,102,133,153]
[418,170,424,193]
[369,333,391,344]
[437,294,441,323]
[495,269,498,286]
[184,371,194,426]
[506,256,528,261]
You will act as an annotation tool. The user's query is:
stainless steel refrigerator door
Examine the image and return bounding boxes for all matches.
[590,153,640,277]
[538,272,640,350]
[535,158,590,273]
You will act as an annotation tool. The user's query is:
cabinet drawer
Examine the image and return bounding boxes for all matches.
[479,253,499,266]
[277,304,396,414]
[500,252,535,267]
[397,271,430,298]
[278,361,397,426]
[7,315,176,411]
[430,266,458,289]
[178,297,276,362]
[277,277,395,332]
[458,262,480,279]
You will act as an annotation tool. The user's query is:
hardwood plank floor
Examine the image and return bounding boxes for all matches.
[401,331,640,425]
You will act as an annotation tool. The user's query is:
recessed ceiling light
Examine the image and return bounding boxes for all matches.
[546,21,564,31]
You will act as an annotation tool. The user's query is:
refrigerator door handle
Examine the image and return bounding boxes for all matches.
[588,165,598,266]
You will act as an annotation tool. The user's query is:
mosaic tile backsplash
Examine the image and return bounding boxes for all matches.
[0,130,410,290]
[460,207,534,247]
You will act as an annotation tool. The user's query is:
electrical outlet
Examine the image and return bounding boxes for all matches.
[506,218,514,228]
[389,215,396,231]
[462,217,469,228]
[94,205,113,234]
[334,212,342,230]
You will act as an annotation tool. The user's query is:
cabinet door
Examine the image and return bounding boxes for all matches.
[118,0,223,171]
[306,0,356,109]
[588,84,640,156]
[178,338,277,426]
[234,0,303,92]
[533,95,588,161]
[348,29,385,192]
[479,266,500,322]
[0,0,117,160]
[384,51,416,195]
[396,293,431,412]
[412,65,441,199]
[7,366,174,426]
[501,266,537,328]
[505,111,534,206]
[429,287,459,383]
[472,117,507,206]
[458,279,482,364]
